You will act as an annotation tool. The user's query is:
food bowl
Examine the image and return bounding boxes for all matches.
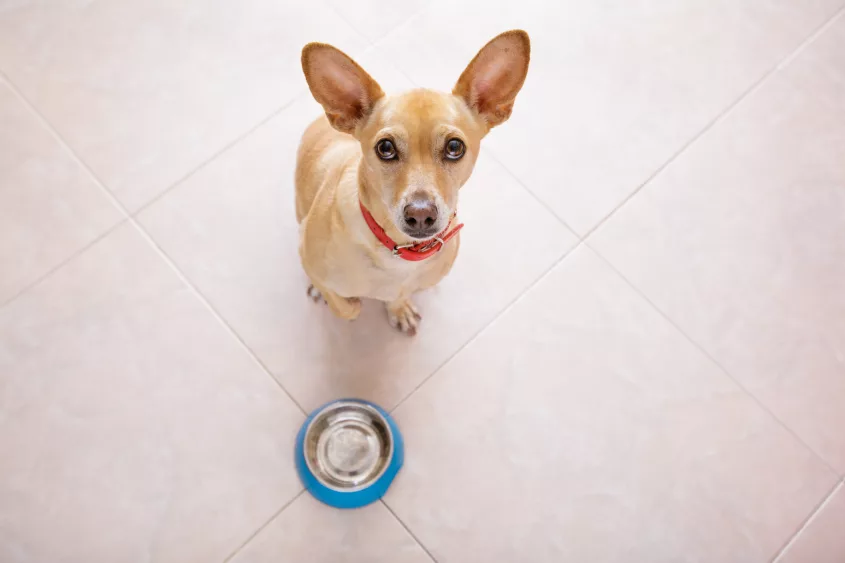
[295,399,403,509]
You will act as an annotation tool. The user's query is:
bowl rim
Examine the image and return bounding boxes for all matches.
[295,398,405,509]
[302,399,395,492]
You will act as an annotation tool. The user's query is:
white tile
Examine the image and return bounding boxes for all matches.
[0,224,304,563]
[777,483,845,563]
[591,14,845,472]
[138,67,576,412]
[0,81,122,304]
[230,495,432,563]
[0,0,366,210]
[326,0,423,43]
[384,246,836,563]
[377,0,843,234]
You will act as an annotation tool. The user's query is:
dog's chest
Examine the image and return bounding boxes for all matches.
[328,239,458,302]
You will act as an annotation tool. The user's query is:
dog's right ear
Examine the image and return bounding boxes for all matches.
[301,43,384,134]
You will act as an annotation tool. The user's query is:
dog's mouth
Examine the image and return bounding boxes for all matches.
[400,223,442,240]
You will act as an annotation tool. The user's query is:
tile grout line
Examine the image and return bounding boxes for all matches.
[580,3,845,242]
[0,218,128,310]
[483,147,579,236]
[0,69,131,312]
[221,488,306,563]
[130,92,305,217]
[2,73,310,417]
[127,221,309,416]
[768,481,842,563]
[325,0,427,48]
[390,240,585,414]
[773,6,845,72]
[579,58,777,241]
[586,242,841,477]
[381,499,440,563]
[322,1,373,46]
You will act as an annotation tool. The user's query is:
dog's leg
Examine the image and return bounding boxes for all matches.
[307,281,361,321]
[386,298,421,336]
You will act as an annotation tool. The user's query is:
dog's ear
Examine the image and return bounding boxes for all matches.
[453,30,530,129]
[301,43,384,134]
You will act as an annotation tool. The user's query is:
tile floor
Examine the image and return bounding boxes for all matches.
[1,1,843,561]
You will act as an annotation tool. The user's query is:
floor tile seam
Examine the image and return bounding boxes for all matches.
[0,218,129,310]
[389,239,585,414]
[482,148,581,236]
[2,73,310,417]
[221,489,306,563]
[579,4,845,242]
[0,72,132,310]
[381,499,440,563]
[585,240,841,477]
[769,480,843,563]
[130,94,304,217]
[324,0,428,46]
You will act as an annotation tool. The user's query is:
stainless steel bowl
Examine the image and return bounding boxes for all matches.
[302,400,395,492]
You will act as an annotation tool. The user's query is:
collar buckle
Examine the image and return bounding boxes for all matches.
[393,236,445,256]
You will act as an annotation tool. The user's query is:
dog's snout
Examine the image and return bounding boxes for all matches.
[403,199,438,230]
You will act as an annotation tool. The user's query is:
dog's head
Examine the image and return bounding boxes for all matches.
[301,31,530,240]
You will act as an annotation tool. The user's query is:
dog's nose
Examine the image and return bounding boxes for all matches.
[403,199,438,230]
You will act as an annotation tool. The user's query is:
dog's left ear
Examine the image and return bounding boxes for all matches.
[453,30,530,129]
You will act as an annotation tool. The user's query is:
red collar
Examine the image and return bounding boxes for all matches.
[359,201,464,262]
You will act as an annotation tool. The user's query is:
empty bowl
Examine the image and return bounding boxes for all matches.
[295,399,403,509]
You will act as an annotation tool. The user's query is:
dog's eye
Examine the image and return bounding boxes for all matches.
[376,139,397,160]
[444,138,465,161]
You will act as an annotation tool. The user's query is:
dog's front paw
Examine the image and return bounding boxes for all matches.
[386,299,421,336]
[308,283,361,320]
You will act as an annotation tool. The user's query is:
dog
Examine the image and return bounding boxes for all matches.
[295,30,530,335]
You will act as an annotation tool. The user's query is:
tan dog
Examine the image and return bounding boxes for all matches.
[295,30,530,335]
